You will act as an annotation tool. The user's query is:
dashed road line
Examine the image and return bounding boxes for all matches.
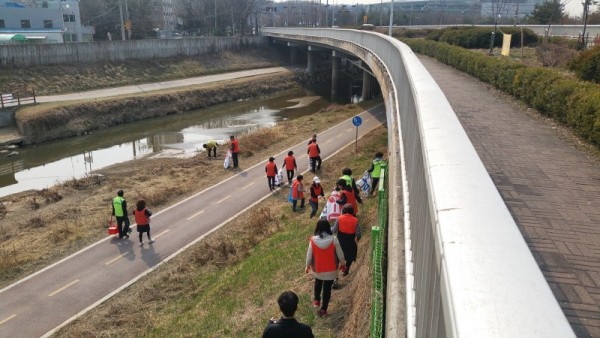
[242,182,255,190]
[49,279,79,297]
[186,210,204,220]
[0,314,16,326]
[216,195,231,204]
[346,128,353,132]
[105,253,128,266]
[153,229,169,239]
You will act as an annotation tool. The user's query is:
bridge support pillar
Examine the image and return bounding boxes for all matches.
[362,68,371,101]
[331,51,341,96]
[307,50,316,74]
[290,48,298,65]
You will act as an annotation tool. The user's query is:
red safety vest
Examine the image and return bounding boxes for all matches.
[292,180,304,199]
[284,155,295,170]
[308,143,319,157]
[266,162,277,176]
[231,139,239,153]
[310,184,323,203]
[311,238,337,273]
[341,189,358,215]
[134,208,150,225]
[337,214,358,234]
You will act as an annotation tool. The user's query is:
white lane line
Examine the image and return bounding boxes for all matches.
[336,134,342,137]
[105,253,128,266]
[0,314,16,325]
[216,195,231,204]
[364,118,370,122]
[153,229,169,239]
[186,210,204,220]
[346,128,353,132]
[48,279,79,297]
[325,139,333,144]
[299,154,307,158]
[242,182,255,190]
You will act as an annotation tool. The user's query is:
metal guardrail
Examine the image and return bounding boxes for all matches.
[370,165,387,338]
[262,27,575,337]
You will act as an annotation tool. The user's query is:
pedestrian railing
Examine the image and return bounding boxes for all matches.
[370,164,387,338]
[262,27,575,338]
[1,84,36,108]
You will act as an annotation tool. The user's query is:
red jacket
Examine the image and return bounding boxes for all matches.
[308,143,320,157]
[283,155,296,170]
[311,238,337,273]
[265,161,277,176]
[231,139,239,153]
[337,214,358,235]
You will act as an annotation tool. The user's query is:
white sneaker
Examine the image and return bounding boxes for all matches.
[148,239,155,244]
[139,242,144,246]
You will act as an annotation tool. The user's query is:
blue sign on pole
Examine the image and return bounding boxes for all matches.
[352,116,363,127]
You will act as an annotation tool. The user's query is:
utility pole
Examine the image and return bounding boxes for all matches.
[388,0,394,36]
[118,0,126,40]
[214,0,217,34]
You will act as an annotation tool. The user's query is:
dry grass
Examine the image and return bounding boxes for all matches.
[54,125,388,337]
[0,99,381,288]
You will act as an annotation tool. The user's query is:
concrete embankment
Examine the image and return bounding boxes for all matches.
[15,72,298,145]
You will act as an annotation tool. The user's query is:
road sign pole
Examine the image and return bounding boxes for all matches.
[355,126,358,152]
[352,115,363,152]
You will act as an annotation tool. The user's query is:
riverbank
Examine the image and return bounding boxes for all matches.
[0,99,381,288]
[52,124,388,337]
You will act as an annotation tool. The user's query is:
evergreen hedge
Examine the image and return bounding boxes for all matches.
[403,38,600,147]
[568,45,600,84]
[425,26,539,49]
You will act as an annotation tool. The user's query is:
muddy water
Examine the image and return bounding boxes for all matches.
[0,88,350,197]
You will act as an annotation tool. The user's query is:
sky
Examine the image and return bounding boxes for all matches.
[276,0,593,19]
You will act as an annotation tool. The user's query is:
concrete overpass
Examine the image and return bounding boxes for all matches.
[262,27,575,337]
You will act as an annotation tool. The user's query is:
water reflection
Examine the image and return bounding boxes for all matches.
[0,88,333,197]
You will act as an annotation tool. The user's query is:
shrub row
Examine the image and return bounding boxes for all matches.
[403,38,600,146]
[426,26,539,49]
[568,45,600,84]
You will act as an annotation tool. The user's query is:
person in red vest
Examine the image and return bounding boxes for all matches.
[305,219,346,317]
[281,150,297,185]
[133,199,154,246]
[230,135,240,169]
[309,176,324,218]
[291,175,305,211]
[307,137,321,173]
[265,156,278,192]
[335,179,358,216]
[332,204,361,278]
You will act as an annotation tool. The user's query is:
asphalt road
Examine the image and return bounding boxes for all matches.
[0,104,385,338]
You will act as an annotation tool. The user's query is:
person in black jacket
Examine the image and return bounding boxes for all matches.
[262,291,314,338]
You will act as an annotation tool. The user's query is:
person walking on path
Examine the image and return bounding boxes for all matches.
[112,189,131,239]
[305,219,346,317]
[266,156,278,192]
[309,176,324,218]
[307,137,321,173]
[335,179,358,216]
[202,140,217,158]
[291,175,306,212]
[367,152,385,195]
[340,168,363,205]
[230,135,239,169]
[133,199,155,246]
[307,134,317,145]
[262,291,314,338]
[282,151,297,185]
[332,204,361,277]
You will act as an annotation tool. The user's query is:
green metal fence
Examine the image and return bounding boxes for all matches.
[370,164,387,337]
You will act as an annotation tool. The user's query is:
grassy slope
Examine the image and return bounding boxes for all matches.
[55,126,388,337]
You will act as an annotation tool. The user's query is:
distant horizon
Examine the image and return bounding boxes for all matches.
[273,0,595,19]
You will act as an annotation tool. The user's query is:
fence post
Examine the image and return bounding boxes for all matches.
[16,91,20,106]
[1,93,3,108]
[33,89,36,104]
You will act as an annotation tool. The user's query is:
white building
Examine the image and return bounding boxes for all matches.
[0,0,93,43]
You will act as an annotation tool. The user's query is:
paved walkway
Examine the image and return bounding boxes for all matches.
[420,56,600,337]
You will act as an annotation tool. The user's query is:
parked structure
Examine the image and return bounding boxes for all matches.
[0,0,93,43]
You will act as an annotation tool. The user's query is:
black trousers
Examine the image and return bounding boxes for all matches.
[116,216,130,238]
[207,147,216,157]
[370,177,380,194]
[267,176,275,191]
[314,278,334,311]
[232,152,239,168]
[286,170,295,183]
[310,157,321,172]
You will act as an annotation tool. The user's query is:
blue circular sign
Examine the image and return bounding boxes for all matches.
[352,116,362,127]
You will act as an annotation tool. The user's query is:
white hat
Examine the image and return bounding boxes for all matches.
[313,176,320,183]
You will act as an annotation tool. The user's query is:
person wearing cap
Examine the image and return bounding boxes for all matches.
[265,156,278,192]
[202,140,217,158]
[282,150,297,185]
[309,176,325,218]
